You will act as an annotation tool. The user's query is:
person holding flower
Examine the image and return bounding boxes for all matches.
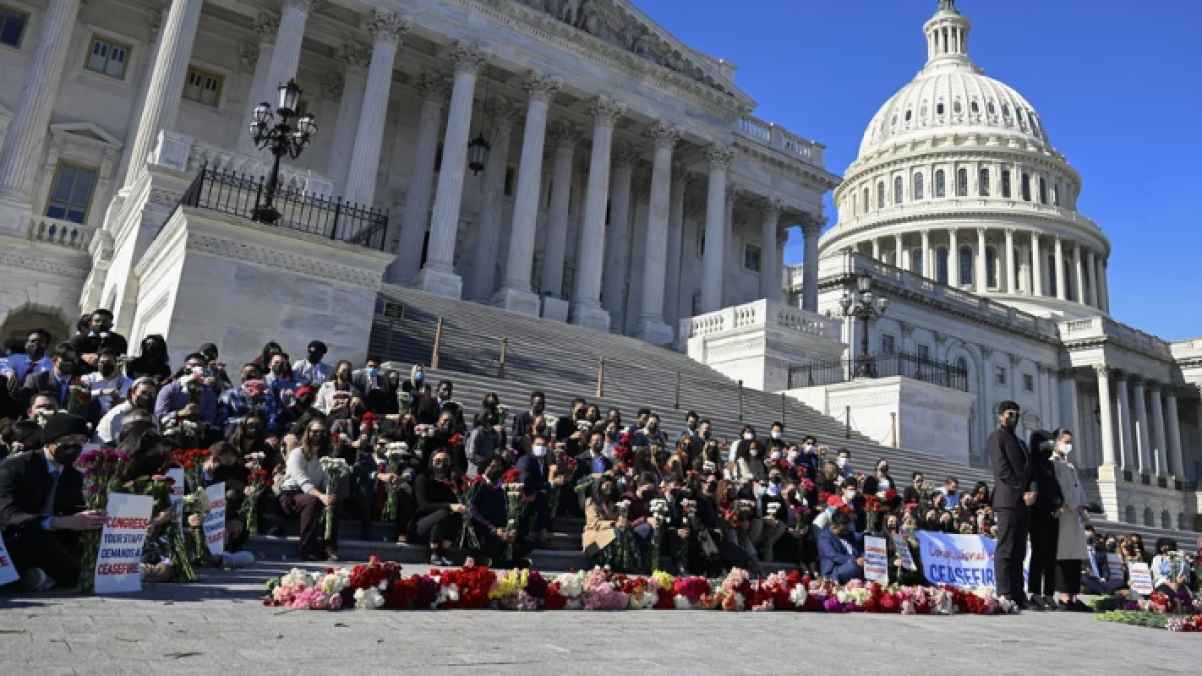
[1150,538,1190,595]
[278,421,339,561]
[414,449,465,566]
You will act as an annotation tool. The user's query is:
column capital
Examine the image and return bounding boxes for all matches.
[800,216,822,237]
[549,121,582,149]
[1093,364,1111,379]
[254,12,279,40]
[416,72,452,104]
[705,144,734,170]
[975,226,987,236]
[447,40,486,75]
[366,9,411,44]
[761,197,783,220]
[1129,375,1145,387]
[1146,380,1163,393]
[589,95,626,129]
[523,71,563,103]
[337,42,371,71]
[648,120,680,150]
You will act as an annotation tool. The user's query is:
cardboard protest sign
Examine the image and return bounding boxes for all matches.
[1128,562,1154,596]
[864,535,889,583]
[892,534,917,571]
[94,493,153,594]
[203,482,226,556]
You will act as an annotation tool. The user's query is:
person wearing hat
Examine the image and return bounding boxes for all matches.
[292,340,332,388]
[988,400,1038,608]
[0,413,104,592]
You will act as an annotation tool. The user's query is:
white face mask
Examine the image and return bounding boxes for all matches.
[532,445,547,458]
[769,451,782,461]
[770,431,782,440]
[1059,443,1073,455]
[749,448,759,458]
[836,457,848,468]
[743,432,754,441]
[787,451,799,462]
[844,492,857,501]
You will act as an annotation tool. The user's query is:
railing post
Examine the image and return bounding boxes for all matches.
[891,412,899,448]
[737,380,744,422]
[431,316,444,370]
[252,174,264,214]
[845,405,851,439]
[498,337,508,379]
[331,199,341,241]
[596,358,605,398]
[674,371,681,409]
[781,392,787,427]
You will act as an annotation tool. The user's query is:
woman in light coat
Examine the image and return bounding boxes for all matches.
[1050,429,1091,611]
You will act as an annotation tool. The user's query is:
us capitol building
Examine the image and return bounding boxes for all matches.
[0,0,1197,528]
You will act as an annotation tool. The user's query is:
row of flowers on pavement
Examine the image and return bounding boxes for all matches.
[264,556,1020,614]
[1090,589,1202,632]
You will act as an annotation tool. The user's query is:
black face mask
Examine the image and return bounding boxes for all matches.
[135,394,155,410]
[54,443,83,466]
[99,363,116,378]
[58,360,77,376]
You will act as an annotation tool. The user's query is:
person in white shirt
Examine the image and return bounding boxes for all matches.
[81,348,132,414]
[291,340,333,387]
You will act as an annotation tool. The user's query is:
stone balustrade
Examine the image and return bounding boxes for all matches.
[737,114,825,166]
[1059,315,1174,361]
[149,130,335,197]
[684,298,838,341]
[27,215,95,250]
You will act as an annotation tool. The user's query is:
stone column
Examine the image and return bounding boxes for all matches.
[975,228,987,292]
[1165,390,1184,477]
[464,99,519,301]
[700,145,733,312]
[893,233,904,270]
[416,42,485,298]
[948,228,959,286]
[253,0,315,156]
[871,238,881,261]
[1098,257,1110,312]
[1132,378,1152,474]
[758,199,782,301]
[325,44,370,193]
[664,162,687,323]
[1086,249,1098,307]
[1054,236,1067,301]
[601,144,636,324]
[1004,228,1016,293]
[1073,243,1086,305]
[539,122,580,302]
[920,230,932,278]
[1031,232,1043,297]
[723,189,737,303]
[569,96,625,331]
[1095,366,1117,466]
[495,73,561,315]
[386,74,449,284]
[1149,384,1168,476]
[801,218,820,312]
[1115,372,1134,469]
[637,121,679,344]
[344,11,409,207]
[235,13,280,157]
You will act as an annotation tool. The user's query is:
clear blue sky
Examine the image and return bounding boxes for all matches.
[639,0,1202,340]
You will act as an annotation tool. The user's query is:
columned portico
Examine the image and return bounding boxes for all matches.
[602,144,636,325]
[388,73,449,284]
[1095,366,1117,466]
[700,146,732,312]
[415,42,485,299]
[1115,371,1135,468]
[464,99,519,302]
[236,14,281,157]
[758,200,782,302]
[1165,389,1184,477]
[636,121,679,344]
[1132,378,1152,474]
[343,10,409,207]
[664,163,687,326]
[569,96,624,331]
[1149,384,1168,477]
[325,43,370,193]
[252,0,315,156]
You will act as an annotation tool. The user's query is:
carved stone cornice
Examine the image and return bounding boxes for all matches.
[338,42,371,71]
[705,144,734,170]
[549,121,582,149]
[611,141,640,169]
[0,247,89,280]
[589,95,626,128]
[254,12,279,41]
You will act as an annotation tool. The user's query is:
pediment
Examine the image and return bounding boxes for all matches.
[512,0,746,101]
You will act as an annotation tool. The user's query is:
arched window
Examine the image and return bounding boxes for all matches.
[1038,177,1047,204]
[911,248,924,276]
[862,187,869,213]
[1124,505,1135,524]
[905,109,912,122]
[1001,170,1012,198]
[953,100,962,115]
[1047,254,1058,296]
[958,246,973,286]
[935,170,946,197]
[893,176,903,204]
[1143,507,1153,527]
[1052,182,1061,207]
[987,101,996,116]
[1021,173,1032,201]
[986,246,998,288]
[970,100,980,115]
[956,168,968,197]
[877,181,885,209]
[978,168,990,197]
[936,102,945,116]
[936,247,949,284]
[913,173,924,200]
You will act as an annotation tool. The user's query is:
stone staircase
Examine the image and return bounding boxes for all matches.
[249,285,1199,565]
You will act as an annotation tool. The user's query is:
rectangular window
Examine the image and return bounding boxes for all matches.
[978,168,990,197]
[744,244,762,272]
[85,36,130,79]
[183,66,223,107]
[995,365,1007,386]
[881,334,896,355]
[0,5,28,48]
[1001,170,1012,198]
[45,163,99,224]
[1023,373,1035,392]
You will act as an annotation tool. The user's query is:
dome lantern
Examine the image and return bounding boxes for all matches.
[924,0,972,65]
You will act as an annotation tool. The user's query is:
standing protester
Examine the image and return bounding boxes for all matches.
[292,340,332,387]
[988,400,1036,608]
[1026,428,1062,611]
[124,334,172,384]
[68,309,128,371]
[1049,429,1092,611]
[81,348,132,415]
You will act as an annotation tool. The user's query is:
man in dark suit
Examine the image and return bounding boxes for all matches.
[0,413,105,591]
[515,433,551,545]
[510,391,546,449]
[21,343,100,426]
[988,400,1038,607]
[818,510,865,583]
[69,308,128,372]
[1025,429,1064,610]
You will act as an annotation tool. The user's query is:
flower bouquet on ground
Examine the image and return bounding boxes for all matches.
[75,446,130,594]
[264,567,350,610]
[319,456,352,542]
[381,443,409,522]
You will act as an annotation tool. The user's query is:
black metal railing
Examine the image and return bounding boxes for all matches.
[170,166,389,250]
[787,351,969,392]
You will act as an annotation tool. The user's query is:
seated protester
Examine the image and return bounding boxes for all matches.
[631,445,662,485]
[201,442,249,506]
[510,391,547,448]
[573,431,612,499]
[766,421,787,454]
[861,458,895,497]
[716,479,763,577]
[198,343,234,393]
[632,412,668,449]
[691,438,723,474]
[433,381,465,433]
[1151,537,1191,595]
[676,411,703,461]
[351,357,395,415]
[729,424,758,463]
[835,448,854,479]
[431,411,467,474]
[278,421,340,561]
[816,459,843,495]
[903,471,928,506]
[818,510,865,584]
[582,473,644,571]
[467,457,521,567]
[937,476,961,510]
[556,398,589,443]
[780,483,818,576]
[81,348,132,415]
[841,481,866,533]
[97,377,158,444]
[315,360,361,421]
[755,469,789,561]
[1,418,43,461]
[413,449,466,566]
[516,434,553,546]
[0,413,104,592]
[124,334,172,384]
[22,343,99,425]
[24,391,59,424]
[280,385,326,437]
[156,353,220,429]
[292,340,332,387]
[68,308,128,372]
[0,329,53,384]
[411,383,440,425]
[963,481,991,512]
[466,408,506,475]
[218,364,280,437]
[663,438,692,484]
[725,438,766,485]
[885,513,925,586]
[264,353,301,409]
[793,436,819,475]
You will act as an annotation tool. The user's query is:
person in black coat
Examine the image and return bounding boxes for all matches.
[510,391,547,449]
[515,437,552,544]
[467,458,521,566]
[412,449,465,566]
[0,413,104,590]
[988,400,1038,606]
[1026,429,1064,610]
[68,309,128,373]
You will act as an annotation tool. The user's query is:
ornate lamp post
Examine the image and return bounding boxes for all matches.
[839,275,889,378]
[248,79,317,224]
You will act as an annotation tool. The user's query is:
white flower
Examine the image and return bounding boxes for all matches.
[673,595,693,610]
[788,584,808,607]
[554,572,584,599]
[354,587,385,610]
[437,583,460,607]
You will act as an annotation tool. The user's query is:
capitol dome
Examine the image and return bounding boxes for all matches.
[821,0,1111,320]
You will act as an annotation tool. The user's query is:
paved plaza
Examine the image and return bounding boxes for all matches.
[1,560,1199,675]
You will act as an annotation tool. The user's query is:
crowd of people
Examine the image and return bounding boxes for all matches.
[1,309,1200,609]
